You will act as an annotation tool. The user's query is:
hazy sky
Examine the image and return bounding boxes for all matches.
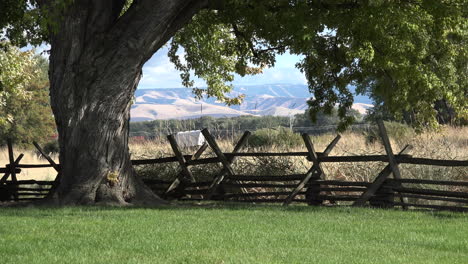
[138,46,307,89]
[29,44,307,89]
[25,44,372,103]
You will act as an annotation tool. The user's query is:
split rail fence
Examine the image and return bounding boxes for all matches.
[1,120,467,212]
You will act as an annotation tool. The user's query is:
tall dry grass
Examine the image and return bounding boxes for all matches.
[130,126,468,184]
[1,126,466,183]
[0,149,58,181]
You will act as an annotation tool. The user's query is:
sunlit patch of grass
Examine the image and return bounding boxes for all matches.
[0,204,467,264]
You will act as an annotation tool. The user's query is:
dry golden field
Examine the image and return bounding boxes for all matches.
[1,126,467,183]
[0,150,58,181]
[130,125,468,184]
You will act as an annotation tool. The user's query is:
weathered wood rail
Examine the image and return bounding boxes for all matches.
[1,121,467,212]
[132,153,467,166]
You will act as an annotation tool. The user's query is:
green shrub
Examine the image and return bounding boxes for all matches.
[42,140,59,155]
[247,127,303,148]
[364,121,415,145]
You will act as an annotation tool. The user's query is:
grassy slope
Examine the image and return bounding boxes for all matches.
[0,204,467,264]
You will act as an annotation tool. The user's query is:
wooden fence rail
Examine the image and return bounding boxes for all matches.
[1,121,467,212]
[133,153,468,166]
[1,178,467,211]
[8,154,467,168]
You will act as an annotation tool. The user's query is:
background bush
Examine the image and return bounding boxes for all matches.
[364,121,415,145]
[246,127,303,148]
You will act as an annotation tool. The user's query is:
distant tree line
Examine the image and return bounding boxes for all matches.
[129,108,363,138]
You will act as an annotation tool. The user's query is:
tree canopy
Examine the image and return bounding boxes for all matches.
[0,42,55,146]
[2,0,467,129]
[169,0,467,128]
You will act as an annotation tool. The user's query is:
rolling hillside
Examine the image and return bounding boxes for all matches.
[131,84,373,121]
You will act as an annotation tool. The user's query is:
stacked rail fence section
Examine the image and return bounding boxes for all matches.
[1,121,467,212]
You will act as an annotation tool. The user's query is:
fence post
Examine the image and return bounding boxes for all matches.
[0,152,24,202]
[33,142,60,198]
[6,139,19,201]
[167,134,196,182]
[33,142,60,172]
[369,179,396,208]
[165,141,208,198]
[377,120,408,209]
[202,129,250,200]
[0,154,24,184]
[306,181,323,206]
[353,144,412,207]
[283,134,341,206]
[300,133,328,206]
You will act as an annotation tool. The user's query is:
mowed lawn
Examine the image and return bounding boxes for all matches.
[0,204,467,264]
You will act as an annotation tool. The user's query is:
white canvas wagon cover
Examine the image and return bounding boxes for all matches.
[174,130,206,148]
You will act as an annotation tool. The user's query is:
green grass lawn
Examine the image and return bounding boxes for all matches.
[0,204,467,264]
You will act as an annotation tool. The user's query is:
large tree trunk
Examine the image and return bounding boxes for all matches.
[50,66,159,205]
[46,0,207,205]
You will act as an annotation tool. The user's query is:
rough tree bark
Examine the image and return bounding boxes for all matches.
[47,0,208,205]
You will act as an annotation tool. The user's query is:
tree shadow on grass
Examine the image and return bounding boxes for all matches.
[1,200,466,219]
[423,210,467,219]
[0,200,328,217]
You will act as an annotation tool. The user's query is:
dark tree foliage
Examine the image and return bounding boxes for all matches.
[169,0,467,128]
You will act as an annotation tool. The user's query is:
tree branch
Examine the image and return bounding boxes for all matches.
[232,23,286,58]
[106,0,209,66]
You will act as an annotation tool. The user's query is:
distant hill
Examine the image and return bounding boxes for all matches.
[131,84,373,121]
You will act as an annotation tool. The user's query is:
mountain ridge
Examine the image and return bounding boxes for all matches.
[131,84,373,121]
